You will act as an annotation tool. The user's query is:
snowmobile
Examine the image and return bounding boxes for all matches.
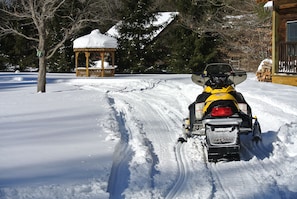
[179,63,261,162]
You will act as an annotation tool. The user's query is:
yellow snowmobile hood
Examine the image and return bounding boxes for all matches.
[203,85,235,94]
[203,85,238,113]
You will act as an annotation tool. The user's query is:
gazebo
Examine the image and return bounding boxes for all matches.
[73,29,118,77]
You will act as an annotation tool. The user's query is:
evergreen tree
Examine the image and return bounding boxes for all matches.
[162,25,220,73]
[0,23,36,71]
[188,33,221,73]
[169,0,223,73]
[165,26,195,73]
[117,0,161,73]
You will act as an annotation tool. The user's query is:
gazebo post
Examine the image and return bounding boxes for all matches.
[101,52,105,77]
[111,51,115,76]
[75,52,79,76]
[85,52,90,77]
[111,51,115,68]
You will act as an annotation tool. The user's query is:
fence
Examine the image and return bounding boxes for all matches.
[278,42,297,74]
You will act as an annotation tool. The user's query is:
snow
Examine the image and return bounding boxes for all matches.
[264,1,273,10]
[90,61,117,69]
[257,58,272,71]
[1,72,297,199]
[73,29,117,49]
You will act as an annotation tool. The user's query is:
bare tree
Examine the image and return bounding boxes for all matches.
[0,0,120,92]
[176,0,271,71]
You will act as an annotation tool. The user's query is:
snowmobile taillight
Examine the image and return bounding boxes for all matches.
[211,107,233,117]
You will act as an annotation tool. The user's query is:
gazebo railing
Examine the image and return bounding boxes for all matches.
[278,42,297,74]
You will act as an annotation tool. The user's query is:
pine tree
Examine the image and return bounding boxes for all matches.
[166,0,222,73]
[117,0,161,73]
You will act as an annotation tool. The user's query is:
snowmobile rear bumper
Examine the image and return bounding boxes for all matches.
[203,117,242,126]
[207,144,240,161]
[204,118,241,161]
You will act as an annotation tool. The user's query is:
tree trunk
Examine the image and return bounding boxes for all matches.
[37,25,46,93]
[37,55,46,93]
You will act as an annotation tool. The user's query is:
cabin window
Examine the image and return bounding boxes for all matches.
[287,21,297,42]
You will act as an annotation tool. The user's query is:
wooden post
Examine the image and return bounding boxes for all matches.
[75,52,78,76]
[85,52,90,77]
[111,51,115,68]
[101,52,105,77]
[272,9,279,75]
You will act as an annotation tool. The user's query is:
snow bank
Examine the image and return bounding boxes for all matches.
[275,123,297,157]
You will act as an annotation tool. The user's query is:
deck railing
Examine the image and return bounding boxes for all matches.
[278,42,297,74]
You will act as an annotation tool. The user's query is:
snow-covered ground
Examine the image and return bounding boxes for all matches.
[1,72,297,199]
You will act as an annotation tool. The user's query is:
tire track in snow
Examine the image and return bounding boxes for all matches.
[106,79,210,198]
[165,142,188,199]
[105,80,164,198]
[209,135,285,199]
[106,96,133,199]
[189,138,236,199]
[165,138,215,199]
[209,163,234,199]
[208,160,265,199]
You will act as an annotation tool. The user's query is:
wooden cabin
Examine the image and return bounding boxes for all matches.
[271,0,297,86]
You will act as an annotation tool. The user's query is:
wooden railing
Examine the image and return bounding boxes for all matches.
[278,42,297,74]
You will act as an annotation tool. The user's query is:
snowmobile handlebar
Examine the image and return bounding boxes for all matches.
[206,73,234,88]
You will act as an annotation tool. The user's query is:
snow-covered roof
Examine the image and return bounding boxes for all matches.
[73,29,118,49]
[106,12,179,39]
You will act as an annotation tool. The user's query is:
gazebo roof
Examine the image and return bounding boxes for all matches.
[73,29,118,49]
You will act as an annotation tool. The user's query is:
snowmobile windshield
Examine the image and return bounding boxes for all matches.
[205,63,232,76]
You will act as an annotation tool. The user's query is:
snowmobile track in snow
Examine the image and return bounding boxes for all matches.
[165,137,216,199]
[95,76,297,198]
[105,82,164,198]
[165,142,188,199]
[106,95,132,198]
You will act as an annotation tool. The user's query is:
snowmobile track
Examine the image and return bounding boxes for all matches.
[165,142,188,199]
[106,95,132,198]
[166,137,216,199]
